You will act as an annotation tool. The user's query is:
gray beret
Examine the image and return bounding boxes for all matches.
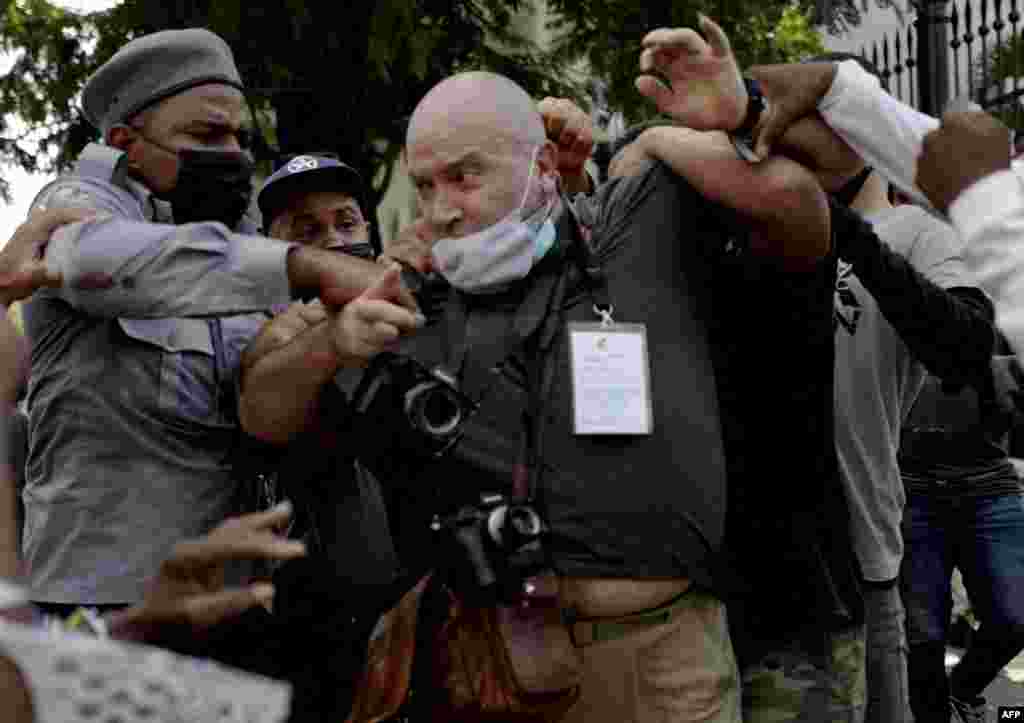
[83,28,244,134]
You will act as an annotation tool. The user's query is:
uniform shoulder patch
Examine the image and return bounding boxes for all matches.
[32,182,102,213]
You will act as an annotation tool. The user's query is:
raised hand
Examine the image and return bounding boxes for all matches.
[538,97,595,193]
[636,15,747,131]
[747,62,838,161]
[108,503,306,642]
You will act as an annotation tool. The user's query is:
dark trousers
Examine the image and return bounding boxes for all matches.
[900,489,1024,723]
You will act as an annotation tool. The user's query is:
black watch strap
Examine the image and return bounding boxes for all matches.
[734,78,767,136]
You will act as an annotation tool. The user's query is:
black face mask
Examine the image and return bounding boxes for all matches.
[165,148,255,228]
[833,166,873,207]
[331,242,376,260]
[136,133,255,228]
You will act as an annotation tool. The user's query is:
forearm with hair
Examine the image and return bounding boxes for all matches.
[638,126,830,268]
[774,113,864,182]
[286,245,381,302]
[239,321,342,443]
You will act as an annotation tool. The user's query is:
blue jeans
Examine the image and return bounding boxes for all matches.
[900,490,1024,723]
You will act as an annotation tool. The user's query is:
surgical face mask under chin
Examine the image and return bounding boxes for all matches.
[0,620,291,723]
[431,149,556,294]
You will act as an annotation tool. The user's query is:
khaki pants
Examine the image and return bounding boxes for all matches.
[560,587,741,723]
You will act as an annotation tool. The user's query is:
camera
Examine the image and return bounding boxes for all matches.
[350,352,478,458]
[349,352,548,605]
[434,493,547,605]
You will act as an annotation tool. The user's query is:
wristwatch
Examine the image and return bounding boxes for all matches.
[729,78,768,163]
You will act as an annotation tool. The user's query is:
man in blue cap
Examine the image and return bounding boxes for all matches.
[20,28,420,614]
[259,154,376,259]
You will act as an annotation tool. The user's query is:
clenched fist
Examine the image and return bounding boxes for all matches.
[538,97,595,194]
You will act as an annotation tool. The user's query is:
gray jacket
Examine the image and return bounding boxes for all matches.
[23,143,293,603]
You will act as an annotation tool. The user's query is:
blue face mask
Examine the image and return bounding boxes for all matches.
[431,147,556,294]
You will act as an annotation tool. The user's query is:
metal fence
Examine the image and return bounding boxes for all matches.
[860,0,1024,129]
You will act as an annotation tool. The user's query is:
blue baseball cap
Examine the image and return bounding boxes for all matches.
[257,154,364,226]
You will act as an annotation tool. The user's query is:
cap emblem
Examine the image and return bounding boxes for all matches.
[286,156,319,173]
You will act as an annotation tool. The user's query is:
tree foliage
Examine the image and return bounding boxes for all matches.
[988,34,1024,91]
[812,0,907,37]
[0,0,578,211]
[0,0,822,216]
[977,32,1024,130]
[543,0,825,123]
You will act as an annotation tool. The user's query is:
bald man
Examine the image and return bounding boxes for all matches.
[241,73,832,722]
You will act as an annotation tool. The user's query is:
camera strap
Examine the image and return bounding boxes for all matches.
[518,269,569,502]
[561,191,613,318]
[441,263,564,408]
[518,193,612,503]
[436,195,612,504]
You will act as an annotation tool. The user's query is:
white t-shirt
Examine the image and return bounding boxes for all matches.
[819,61,1024,356]
[834,205,968,581]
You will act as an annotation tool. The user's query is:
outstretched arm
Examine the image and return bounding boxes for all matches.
[617,126,830,269]
[34,181,417,319]
[240,267,423,444]
[633,15,942,207]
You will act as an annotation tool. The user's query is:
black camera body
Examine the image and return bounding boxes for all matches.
[350,352,549,605]
[350,352,478,459]
[434,493,547,606]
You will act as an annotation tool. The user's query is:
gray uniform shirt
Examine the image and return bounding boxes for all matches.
[833,204,967,582]
[22,143,293,603]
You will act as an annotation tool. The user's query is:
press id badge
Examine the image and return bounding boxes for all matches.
[568,319,653,435]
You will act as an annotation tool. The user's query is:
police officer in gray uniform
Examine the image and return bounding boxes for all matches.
[21,28,421,613]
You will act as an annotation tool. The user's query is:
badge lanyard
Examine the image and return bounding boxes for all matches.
[562,194,654,437]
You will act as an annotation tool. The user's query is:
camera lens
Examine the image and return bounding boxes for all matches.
[507,506,543,539]
[487,504,543,551]
[406,382,463,438]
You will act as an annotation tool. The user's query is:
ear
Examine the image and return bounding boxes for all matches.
[107,124,136,153]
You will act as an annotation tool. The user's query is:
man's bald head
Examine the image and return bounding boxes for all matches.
[405,71,558,240]
[407,72,546,151]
